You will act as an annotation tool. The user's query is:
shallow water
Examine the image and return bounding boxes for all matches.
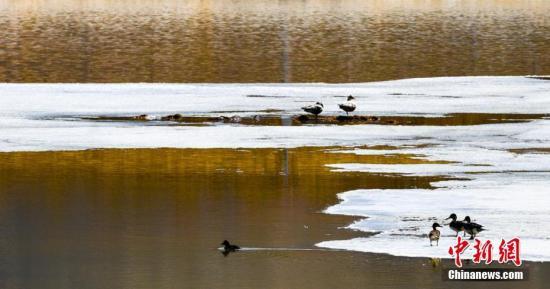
[0,148,452,289]
[1,0,549,82]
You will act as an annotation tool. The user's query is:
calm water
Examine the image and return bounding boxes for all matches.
[0,0,549,83]
[1,148,547,289]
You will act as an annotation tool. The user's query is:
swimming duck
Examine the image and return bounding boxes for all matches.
[221,240,240,253]
[429,222,442,246]
[301,102,324,117]
[338,95,356,115]
[462,216,485,240]
[445,213,466,237]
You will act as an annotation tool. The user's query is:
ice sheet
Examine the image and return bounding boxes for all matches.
[0,76,549,119]
[0,76,549,152]
[317,173,550,262]
[308,79,550,261]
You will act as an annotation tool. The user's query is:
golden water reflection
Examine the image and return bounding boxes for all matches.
[0,147,455,289]
[0,0,548,82]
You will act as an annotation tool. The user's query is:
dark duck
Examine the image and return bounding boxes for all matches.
[338,95,356,116]
[445,213,466,237]
[462,216,485,239]
[220,240,240,255]
[428,222,442,246]
[301,102,324,117]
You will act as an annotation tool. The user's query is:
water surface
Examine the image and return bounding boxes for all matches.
[2,148,548,289]
[0,0,549,82]
[0,147,454,289]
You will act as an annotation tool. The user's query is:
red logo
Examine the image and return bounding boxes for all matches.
[498,237,522,266]
[448,237,521,267]
[472,239,493,264]
[448,236,470,267]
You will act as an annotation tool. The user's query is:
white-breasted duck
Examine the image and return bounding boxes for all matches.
[429,222,442,246]
[301,102,324,117]
[445,213,466,237]
[338,95,356,115]
[463,216,485,240]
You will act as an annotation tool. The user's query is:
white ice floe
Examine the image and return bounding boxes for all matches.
[326,147,550,176]
[0,76,549,152]
[1,118,550,152]
[313,90,550,261]
[317,173,550,262]
[0,76,549,119]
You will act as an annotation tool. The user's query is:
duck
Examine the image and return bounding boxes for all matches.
[301,102,324,117]
[429,222,442,246]
[221,240,240,253]
[338,95,356,116]
[445,213,466,237]
[462,216,485,240]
